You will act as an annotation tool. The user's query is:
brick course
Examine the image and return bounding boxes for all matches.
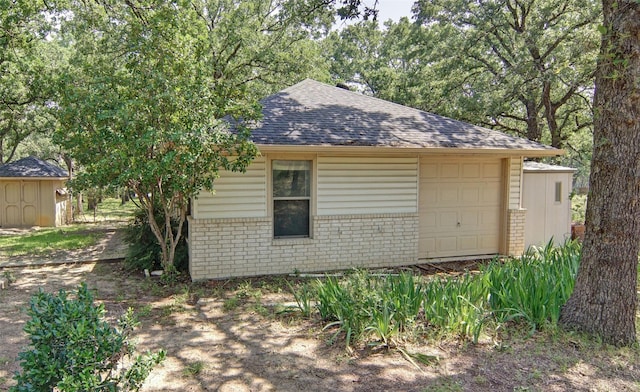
[188,214,419,281]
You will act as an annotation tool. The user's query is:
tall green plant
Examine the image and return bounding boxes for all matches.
[484,240,581,331]
[11,284,164,391]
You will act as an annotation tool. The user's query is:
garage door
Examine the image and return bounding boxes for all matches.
[419,158,503,259]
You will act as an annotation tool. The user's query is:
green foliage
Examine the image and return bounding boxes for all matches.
[124,205,188,272]
[52,0,338,270]
[11,283,165,392]
[311,242,582,348]
[571,194,588,223]
[423,272,488,342]
[328,0,599,178]
[483,241,582,331]
[288,281,316,318]
[0,1,61,164]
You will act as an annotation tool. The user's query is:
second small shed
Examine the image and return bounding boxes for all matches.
[522,161,576,248]
[0,156,69,228]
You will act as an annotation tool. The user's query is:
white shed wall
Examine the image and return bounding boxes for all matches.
[523,169,574,247]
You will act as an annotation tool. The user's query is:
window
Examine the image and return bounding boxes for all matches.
[555,181,562,203]
[272,160,311,238]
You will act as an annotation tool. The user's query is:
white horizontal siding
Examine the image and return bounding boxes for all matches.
[193,157,267,219]
[509,157,523,209]
[317,156,418,215]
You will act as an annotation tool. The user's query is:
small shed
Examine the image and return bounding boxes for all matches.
[522,161,576,248]
[0,156,69,228]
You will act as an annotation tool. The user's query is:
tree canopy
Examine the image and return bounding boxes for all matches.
[0,0,59,163]
[54,0,334,270]
[328,0,599,181]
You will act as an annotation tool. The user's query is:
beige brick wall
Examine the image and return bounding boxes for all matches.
[188,213,419,281]
[506,208,526,256]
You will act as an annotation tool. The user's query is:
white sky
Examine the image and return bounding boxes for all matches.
[372,0,415,22]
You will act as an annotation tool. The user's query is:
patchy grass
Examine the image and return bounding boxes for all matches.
[75,197,137,223]
[0,225,101,257]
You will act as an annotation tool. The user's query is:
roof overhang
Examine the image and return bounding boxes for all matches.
[257,144,562,158]
[0,176,69,181]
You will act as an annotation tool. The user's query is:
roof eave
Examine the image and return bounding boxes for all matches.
[256,144,562,157]
[0,176,69,180]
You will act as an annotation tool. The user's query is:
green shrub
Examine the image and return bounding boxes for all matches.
[124,204,188,272]
[11,284,165,392]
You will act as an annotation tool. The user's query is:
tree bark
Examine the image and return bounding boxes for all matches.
[524,99,542,142]
[559,0,640,346]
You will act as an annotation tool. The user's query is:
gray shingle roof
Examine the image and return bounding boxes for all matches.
[251,79,556,151]
[0,156,68,178]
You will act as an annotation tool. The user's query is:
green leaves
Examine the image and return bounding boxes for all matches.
[11,283,164,391]
[52,0,333,269]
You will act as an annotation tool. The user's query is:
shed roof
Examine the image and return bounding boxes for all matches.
[523,161,576,173]
[250,79,558,154]
[0,156,68,178]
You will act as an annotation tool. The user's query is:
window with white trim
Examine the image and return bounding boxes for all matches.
[272,160,311,238]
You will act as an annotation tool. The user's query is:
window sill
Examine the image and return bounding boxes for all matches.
[271,237,314,246]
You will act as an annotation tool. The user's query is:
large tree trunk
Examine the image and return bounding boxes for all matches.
[559,0,640,346]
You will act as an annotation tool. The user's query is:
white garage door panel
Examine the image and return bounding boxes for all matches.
[419,158,503,258]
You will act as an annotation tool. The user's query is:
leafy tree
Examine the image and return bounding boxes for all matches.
[413,0,599,150]
[326,18,427,108]
[0,0,59,163]
[54,0,333,272]
[559,0,639,346]
[327,1,598,179]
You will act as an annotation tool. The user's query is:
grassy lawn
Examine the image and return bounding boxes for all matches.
[0,198,136,258]
[0,226,101,257]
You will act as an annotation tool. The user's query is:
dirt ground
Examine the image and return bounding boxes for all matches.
[1,260,639,392]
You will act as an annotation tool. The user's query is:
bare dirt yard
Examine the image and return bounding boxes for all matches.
[1,260,639,392]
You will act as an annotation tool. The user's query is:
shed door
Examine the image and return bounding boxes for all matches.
[1,181,39,227]
[419,158,503,258]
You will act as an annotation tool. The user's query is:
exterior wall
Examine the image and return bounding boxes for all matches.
[188,213,418,280]
[317,156,417,215]
[508,157,523,209]
[188,152,533,280]
[502,157,526,256]
[506,208,526,256]
[192,157,267,219]
[523,169,574,247]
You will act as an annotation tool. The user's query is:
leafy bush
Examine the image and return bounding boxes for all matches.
[11,283,164,392]
[124,204,188,272]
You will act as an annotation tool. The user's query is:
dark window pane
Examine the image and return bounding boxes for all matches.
[274,200,309,237]
[273,160,310,197]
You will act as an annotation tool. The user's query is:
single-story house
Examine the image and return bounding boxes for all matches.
[522,162,576,248]
[0,156,70,228]
[188,79,559,281]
